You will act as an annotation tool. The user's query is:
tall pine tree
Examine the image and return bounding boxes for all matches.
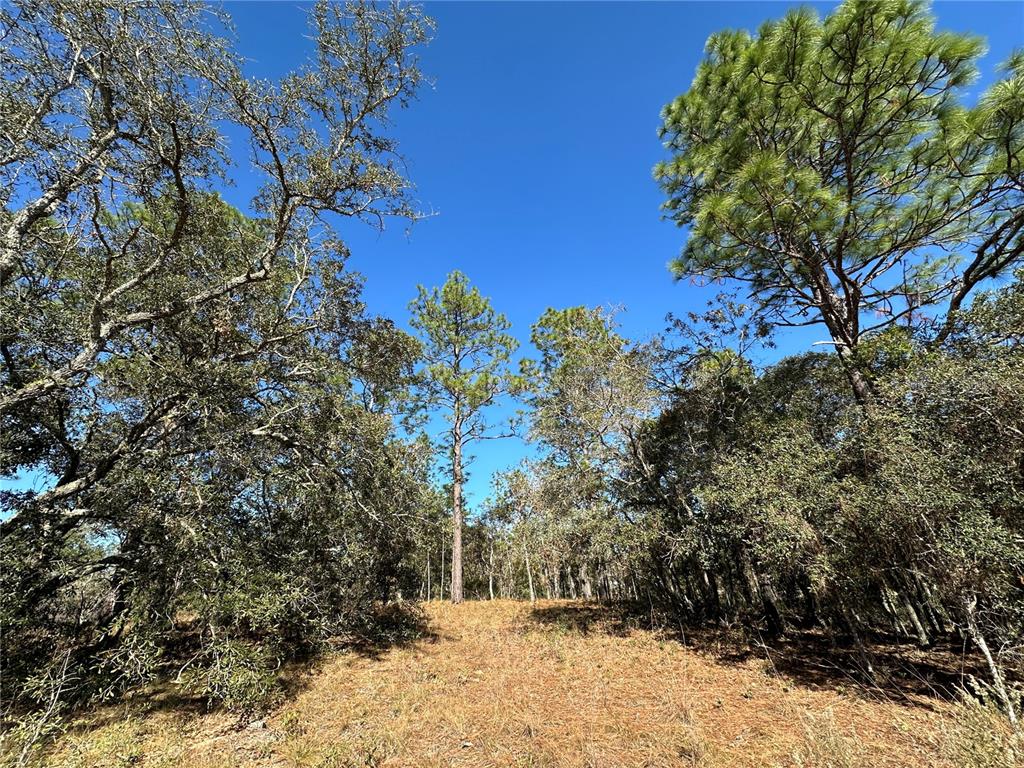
[409,271,521,603]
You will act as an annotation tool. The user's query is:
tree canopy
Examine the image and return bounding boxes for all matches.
[1,0,434,736]
[655,0,1024,401]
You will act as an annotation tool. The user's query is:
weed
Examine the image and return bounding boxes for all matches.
[939,696,1023,768]
[792,708,862,768]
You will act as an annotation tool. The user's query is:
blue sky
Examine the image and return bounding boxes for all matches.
[221,0,1024,509]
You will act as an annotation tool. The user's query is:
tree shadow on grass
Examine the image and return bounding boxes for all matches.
[56,600,437,741]
[337,601,439,661]
[706,627,981,708]
[527,600,645,637]
[527,600,982,709]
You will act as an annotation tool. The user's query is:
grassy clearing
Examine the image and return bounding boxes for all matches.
[22,600,1008,767]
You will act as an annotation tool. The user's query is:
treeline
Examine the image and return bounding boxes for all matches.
[450,290,1023,726]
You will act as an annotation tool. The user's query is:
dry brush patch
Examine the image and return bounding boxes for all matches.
[28,600,980,767]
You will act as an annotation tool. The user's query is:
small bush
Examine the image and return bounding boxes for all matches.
[0,711,67,768]
[183,639,280,715]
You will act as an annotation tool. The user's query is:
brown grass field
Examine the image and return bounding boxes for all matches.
[37,600,1003,767]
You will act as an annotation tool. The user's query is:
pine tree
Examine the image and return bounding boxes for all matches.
[409,271,521,603]
[655,0,1022,402]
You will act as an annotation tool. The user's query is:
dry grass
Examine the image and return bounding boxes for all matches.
[34,600,969,767]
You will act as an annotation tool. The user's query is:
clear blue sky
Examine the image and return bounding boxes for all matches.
[222,0,1023,509]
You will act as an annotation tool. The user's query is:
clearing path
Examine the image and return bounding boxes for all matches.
[50,600,957,767]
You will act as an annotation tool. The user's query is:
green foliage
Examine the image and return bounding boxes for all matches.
[0,0,433,742]
[407,270,521,602]
[409,270,522,425]
[4,0,1023,753]
[183,639,281,715]
[622,273,1024,717]
[525,306,655,467]
[656,0,1023,399]
[458,307,659,604]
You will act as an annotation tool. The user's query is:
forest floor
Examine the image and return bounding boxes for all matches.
[41,600,989,768]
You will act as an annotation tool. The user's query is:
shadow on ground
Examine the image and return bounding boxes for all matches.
[338,601,439,661]
[527,601,647,637]
[56,601,436,741]
[527,600,981,708]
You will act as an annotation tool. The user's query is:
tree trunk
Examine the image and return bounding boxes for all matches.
[701,568,723,621]
[812,277,874,406]
[837,345,874,405]
[798,577,819,629]
[899,589,931,648]
[740,550,787,637]
[524,545,536,603]
[964,594,1018,724]
[837,596,876,681]
[914,574,950,636]
[580,564,593,600]
[880,585,908,636]
[451,414,464,604]
[488,540,495,600]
